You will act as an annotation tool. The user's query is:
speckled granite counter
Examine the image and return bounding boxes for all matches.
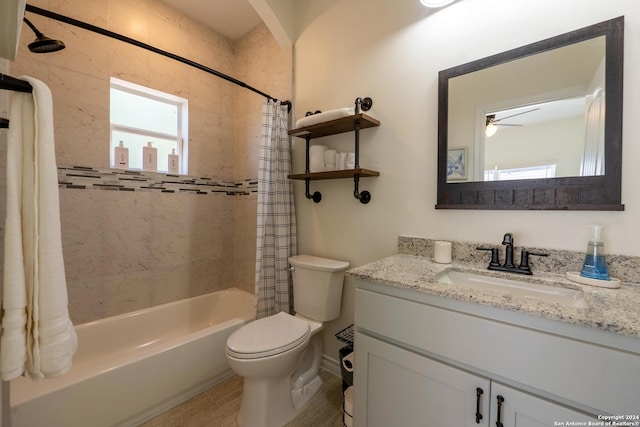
[348,239,640,340]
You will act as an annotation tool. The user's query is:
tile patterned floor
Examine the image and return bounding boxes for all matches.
[140,370,344,427]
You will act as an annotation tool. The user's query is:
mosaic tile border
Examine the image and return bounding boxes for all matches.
[57,165,257,196]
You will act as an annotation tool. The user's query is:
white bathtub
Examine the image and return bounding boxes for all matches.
[10,288,255,427]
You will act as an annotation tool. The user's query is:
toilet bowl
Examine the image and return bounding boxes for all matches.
[226,312,324,427]
[225,255,349,427]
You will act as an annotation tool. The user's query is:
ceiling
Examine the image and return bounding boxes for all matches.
[161,0,263,41]
[492,97,586,127]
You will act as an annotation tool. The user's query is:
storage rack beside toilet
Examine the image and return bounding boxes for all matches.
[288,97,380,204]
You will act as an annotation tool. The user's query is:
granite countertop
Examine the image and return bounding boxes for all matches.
[348,254,640,339]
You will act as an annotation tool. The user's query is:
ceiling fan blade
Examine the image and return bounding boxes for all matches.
[493,107,541,123]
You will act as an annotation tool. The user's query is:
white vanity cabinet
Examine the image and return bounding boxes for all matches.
[355,332,593,426]
[353,281,640,427]
[355,332,491,426]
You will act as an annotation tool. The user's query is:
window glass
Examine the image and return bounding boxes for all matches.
[110,78,188,174]
[110,88,179,135]
[484,164,556,181]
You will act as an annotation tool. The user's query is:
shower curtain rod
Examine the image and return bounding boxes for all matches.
[24,4,291,111]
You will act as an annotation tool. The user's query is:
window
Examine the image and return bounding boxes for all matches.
[484,164,557,181]
[110,77,188,174]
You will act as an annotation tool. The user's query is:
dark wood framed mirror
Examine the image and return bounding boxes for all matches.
[436,17,624,210]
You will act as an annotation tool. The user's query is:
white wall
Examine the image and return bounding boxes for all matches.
[292,0,640,359]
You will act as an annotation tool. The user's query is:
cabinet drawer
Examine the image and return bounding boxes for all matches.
[355,288,640,414]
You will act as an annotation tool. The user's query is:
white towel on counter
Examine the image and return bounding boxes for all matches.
[294,107,356,129]
[1,76,77,381]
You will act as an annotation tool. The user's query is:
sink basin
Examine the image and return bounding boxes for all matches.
[435,269,588,308]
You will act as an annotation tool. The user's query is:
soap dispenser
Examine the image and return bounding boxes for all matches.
[114,140,129,170]
[142,142,158,172]
[580,225,610,280]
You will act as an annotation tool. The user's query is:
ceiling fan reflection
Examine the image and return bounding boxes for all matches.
[485,107,541,137]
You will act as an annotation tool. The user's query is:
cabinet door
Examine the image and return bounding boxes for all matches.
[354,332,490,427]
[489,382,597,427]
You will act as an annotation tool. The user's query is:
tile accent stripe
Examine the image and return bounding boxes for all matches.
[57,166,257,196]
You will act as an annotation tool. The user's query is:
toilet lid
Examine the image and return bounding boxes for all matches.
[226,312,310,359]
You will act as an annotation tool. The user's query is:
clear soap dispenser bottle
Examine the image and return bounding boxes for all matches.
[580,225,610,280]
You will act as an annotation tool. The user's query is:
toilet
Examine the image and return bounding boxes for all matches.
[225,255,350,427]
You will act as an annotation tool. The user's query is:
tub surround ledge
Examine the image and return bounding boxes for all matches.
[347,236,640,339]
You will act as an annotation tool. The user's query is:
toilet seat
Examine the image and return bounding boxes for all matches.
[226,312,310,359]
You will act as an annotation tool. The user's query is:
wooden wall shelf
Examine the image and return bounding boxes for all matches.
[288,113,380,138]
[288,168,380,181]
[288,98,381,204]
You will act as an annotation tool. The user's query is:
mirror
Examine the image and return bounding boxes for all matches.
[449,36,606,183]
[437,17,624,210]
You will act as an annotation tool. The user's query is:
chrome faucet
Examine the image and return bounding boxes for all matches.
[477,233,548,275]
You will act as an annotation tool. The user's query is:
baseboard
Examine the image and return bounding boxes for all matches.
[321,354,341,378]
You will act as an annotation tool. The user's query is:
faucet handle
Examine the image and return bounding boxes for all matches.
[518,249,548,273]
[502,233,513,246]
[477,247,500,267]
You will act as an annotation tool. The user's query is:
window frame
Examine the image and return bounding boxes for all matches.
[109,77,189,174]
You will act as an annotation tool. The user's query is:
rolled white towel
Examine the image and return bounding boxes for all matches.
[345,152,356,169]
[337,152,347,170]
[309,145,327,172]
[324,149,337,171]
[295,107,355,129]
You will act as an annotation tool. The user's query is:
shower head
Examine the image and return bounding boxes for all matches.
[23,17,65,53]
[28,36,66,53]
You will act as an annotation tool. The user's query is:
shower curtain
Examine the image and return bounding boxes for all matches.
[255,99,297,319]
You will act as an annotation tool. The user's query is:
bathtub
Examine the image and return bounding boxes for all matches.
[10,288,255,427]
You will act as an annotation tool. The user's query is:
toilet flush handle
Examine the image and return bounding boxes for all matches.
[288,266,295,271]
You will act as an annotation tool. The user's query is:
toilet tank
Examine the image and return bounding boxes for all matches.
[288,255,350,322]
